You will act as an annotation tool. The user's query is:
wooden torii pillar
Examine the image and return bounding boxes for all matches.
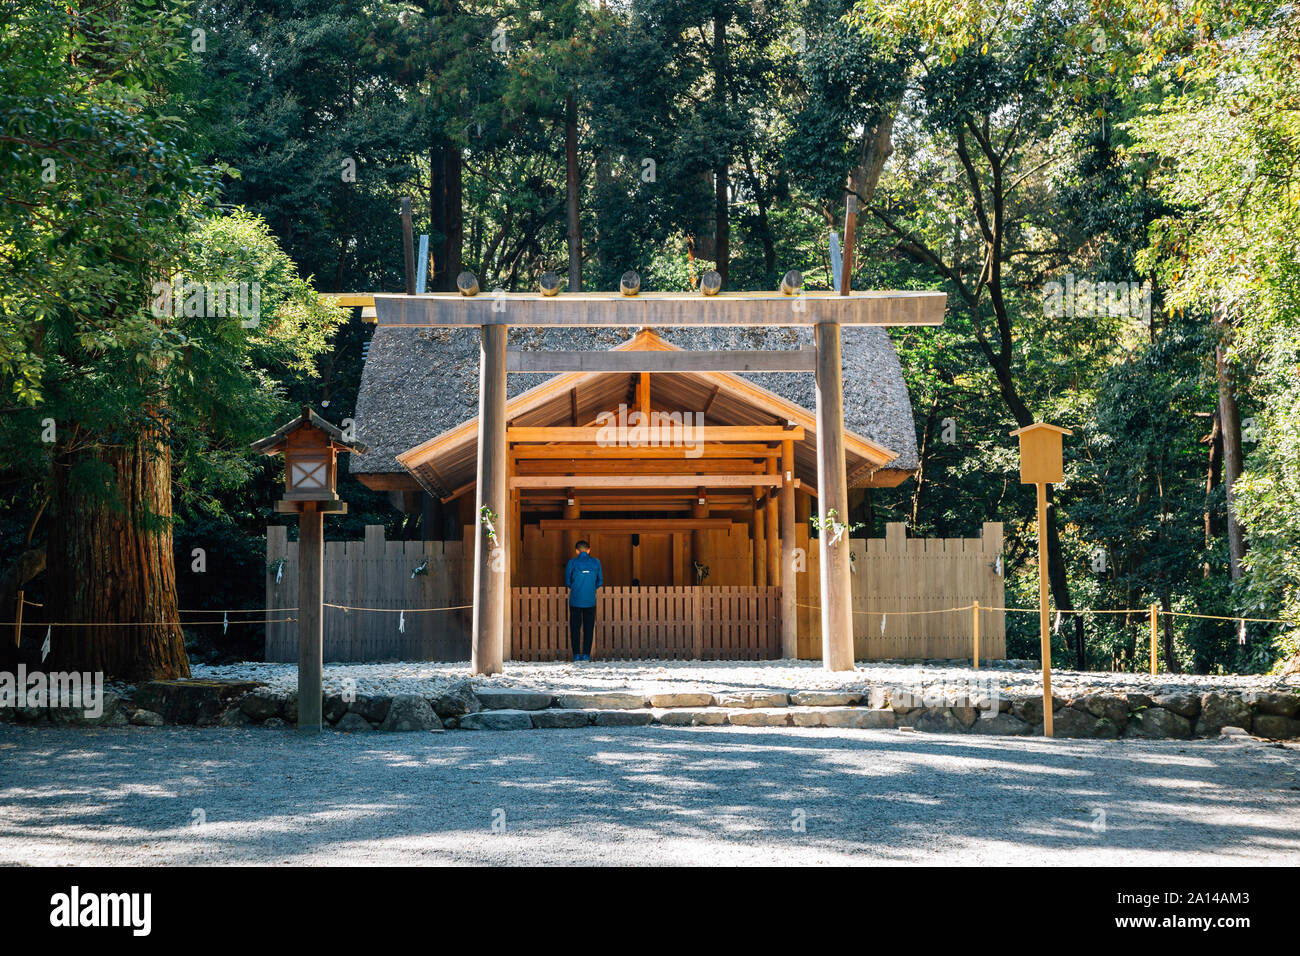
[373,288,945,675]
[472,324,507,675]
[815,322,854,670]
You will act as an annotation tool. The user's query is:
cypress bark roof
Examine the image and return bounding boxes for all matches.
[350,325,919,480]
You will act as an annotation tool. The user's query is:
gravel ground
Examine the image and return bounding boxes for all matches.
[191,658,1300,701]
[1,724,1297,865]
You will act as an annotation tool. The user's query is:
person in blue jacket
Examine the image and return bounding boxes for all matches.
[564,540,603,661]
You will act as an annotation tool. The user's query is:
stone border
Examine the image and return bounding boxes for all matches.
[5,679,1299,741]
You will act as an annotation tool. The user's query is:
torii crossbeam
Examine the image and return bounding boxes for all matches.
[373,289,946,674]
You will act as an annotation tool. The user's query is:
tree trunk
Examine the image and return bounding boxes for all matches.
[1203,408,1222,576]
[430,144,447,291]
[1216,346,1246,580]
[712,13,729,286]
[742,149,776,280]
[565,93,582,292]
[45,432,190,681]
[443,146,464,284]
[850,110,896,205]
[910,394,939,530]
[1160,592,1181,673]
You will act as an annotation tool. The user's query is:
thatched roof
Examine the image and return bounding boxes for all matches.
[351,325,920,483]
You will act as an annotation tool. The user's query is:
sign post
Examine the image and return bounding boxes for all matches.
[1009,422,1071,738]
[253,407,369,732]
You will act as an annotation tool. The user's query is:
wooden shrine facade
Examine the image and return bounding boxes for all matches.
[369,287,946,674]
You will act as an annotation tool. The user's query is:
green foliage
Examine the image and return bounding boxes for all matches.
[2,0,1295,673]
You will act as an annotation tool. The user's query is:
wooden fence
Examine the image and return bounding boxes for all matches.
[812,521,1005,660]
[264,525,472,663]
[511,586,781,661]
[266,521,1003,662]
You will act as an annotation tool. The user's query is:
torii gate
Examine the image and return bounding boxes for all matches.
[373,287,945,674]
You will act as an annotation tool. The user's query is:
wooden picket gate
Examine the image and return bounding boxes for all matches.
[510,586,781,661]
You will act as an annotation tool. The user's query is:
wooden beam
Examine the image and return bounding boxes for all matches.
[355,471,423,491]
[510,474,783,490]
[439,480,475,504]
[506,348,819,373]
[815,322,854,671]
[472,323,507,676]
[374,290,947,327]
[513,443,779,459]
[515,459,767,475]
[507,425,803,443]
[320,293,375,308]
[539,518,732,532]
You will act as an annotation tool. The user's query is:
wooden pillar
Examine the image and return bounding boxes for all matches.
[780,440,796,658]
[505,449,517,660]
[753,496,766,587]
[765,462,780,588]
[691,486,709,584]
[562,489,579,556]
[1037,481,1053,737]
[297,502,324,732]
[638,371,651,420]
[472,323,508,675]
[815,321,854,671]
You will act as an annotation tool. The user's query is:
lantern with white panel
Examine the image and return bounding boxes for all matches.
[252,407,369,732]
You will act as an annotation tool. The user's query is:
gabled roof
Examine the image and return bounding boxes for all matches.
[351,323,920,487]
[394,330,901,496]
[252,405,370,456]
[1009,422,1073,437]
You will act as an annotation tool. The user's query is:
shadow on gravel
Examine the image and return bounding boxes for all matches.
[0,725,1296,863]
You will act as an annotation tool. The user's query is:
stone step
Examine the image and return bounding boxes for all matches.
[473,688,555,711]
[453,705,899,731]
[554,692,647,710]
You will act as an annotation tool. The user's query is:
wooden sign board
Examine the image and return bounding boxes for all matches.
[1010,423,1071,485]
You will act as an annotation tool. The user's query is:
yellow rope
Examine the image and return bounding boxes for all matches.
[0,617,298,628]
[794,602,1293,625]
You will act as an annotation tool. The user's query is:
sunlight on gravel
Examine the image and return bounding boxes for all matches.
[192,658,1300,699]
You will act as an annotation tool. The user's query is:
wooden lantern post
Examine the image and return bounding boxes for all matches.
[253,407,369,733]
[1009,422,1071,738]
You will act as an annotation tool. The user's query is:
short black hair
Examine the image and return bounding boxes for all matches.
[575,540,590,551]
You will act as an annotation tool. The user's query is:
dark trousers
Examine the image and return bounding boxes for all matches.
[569,605,595,656]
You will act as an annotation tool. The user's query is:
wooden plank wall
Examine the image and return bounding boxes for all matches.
[265,525,472,662]
[511,586,781,661]
[266,520,1003,663]
[795,521,1006,660]
[517,525,754,587]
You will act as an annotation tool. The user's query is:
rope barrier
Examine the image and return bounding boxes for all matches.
[1164,610,1292,625]
[0,617,298,628]
[792,601,1294,626]
[323,603,474,613]
[8,599,1290,628]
